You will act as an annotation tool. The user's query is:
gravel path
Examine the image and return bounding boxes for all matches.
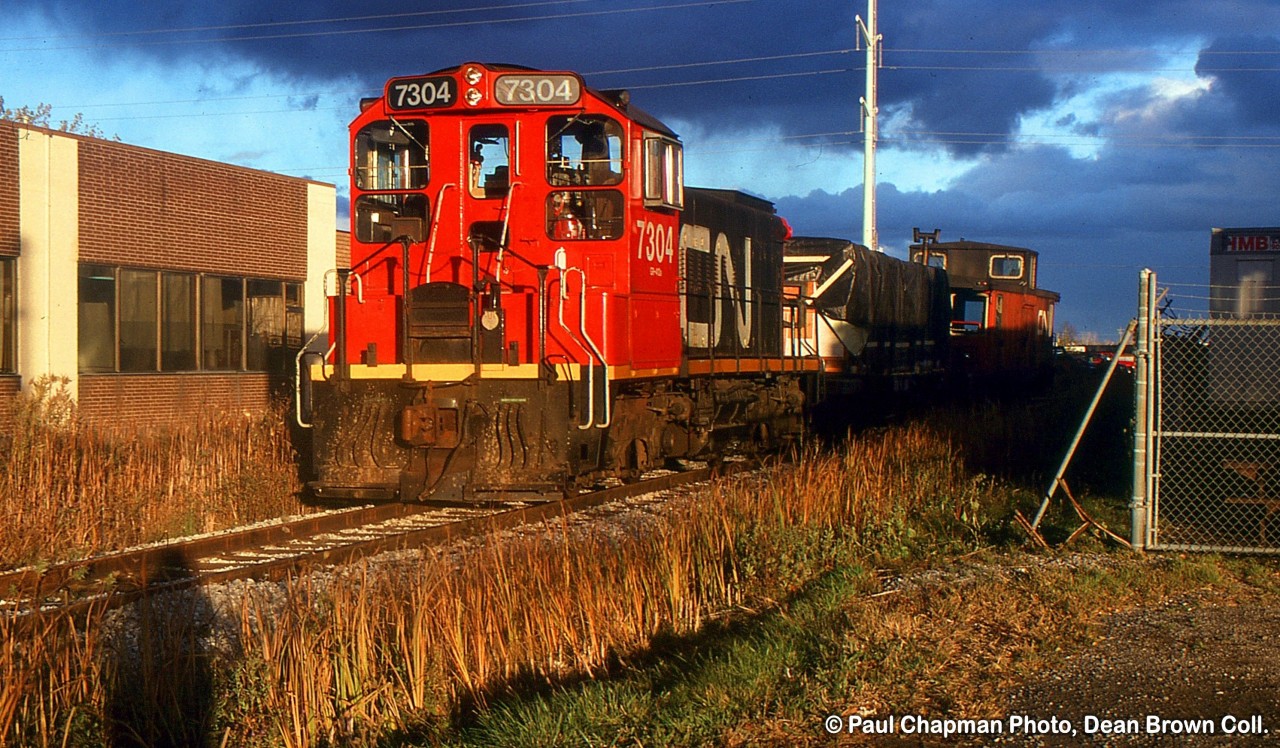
[992,586,1280,747]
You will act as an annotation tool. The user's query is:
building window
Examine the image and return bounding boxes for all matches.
[119,269,158,372]
[285,282,304,353]
[78,264,302,374]
[79,265,116,372]
[0,259,15,374]
[161,273,197,371]
[247,280,304,371]
[202,276,244,371]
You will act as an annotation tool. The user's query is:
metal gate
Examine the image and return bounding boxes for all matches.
[1136,270,1280,553]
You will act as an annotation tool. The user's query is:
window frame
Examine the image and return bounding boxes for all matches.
[989,254,1025,280]
[545,115,624,188]
[643,135,684,210]
[0,258,16,374]
[76,263,304,375]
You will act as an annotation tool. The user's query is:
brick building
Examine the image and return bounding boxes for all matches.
[0,121,335,424]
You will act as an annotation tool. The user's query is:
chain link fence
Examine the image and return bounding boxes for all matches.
[1140,273,1280,553]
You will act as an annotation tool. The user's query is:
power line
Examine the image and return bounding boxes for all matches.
[622,68,853,90]
[0,0,763,52]
[886,64,1280,73]
[584,49,856,76]
[0,0,598,42]
[57,49,861,110]
[890,46,1280,56]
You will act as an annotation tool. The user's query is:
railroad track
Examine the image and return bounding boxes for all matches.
[0,462,741,622]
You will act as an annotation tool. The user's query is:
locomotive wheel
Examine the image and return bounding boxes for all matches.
[752,422,772,453]
[619,439,651,484]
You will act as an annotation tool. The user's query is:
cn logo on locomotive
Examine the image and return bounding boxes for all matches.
[679,224,753,350]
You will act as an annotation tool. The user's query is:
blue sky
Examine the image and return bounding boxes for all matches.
[3,0,1280,338]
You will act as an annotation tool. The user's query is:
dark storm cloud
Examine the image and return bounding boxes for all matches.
[1195,35,1280,128]
[13,0,1280,335]
[16,0,1280,153]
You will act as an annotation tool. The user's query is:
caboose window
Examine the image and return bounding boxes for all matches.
[469,124,510,198]
[912,251,946,269]
[546,116,623,186]
[643,136,684,210]
[354,119,428,191]
[951,291,986,334]
[990,255,1024,279]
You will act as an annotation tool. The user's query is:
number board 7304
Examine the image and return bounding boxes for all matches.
[386,76,458,110]
[493,74,582,106]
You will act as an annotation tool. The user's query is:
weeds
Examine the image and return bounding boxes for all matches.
[0,376,306,570]
[0,387,1239,747]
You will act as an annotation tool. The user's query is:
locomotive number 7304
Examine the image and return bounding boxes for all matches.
[635,220,675,263]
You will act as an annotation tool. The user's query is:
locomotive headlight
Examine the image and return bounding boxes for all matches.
[465,88,483,106]
[463,66,483,85]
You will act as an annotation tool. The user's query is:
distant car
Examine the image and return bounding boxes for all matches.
[1088,351,1134,371]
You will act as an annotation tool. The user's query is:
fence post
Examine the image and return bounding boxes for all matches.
[1130,269,1155,550]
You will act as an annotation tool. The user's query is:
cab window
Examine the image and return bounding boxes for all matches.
[354,119,429,243]
[547,116,623,186]
[354,119,428,190]
[643,136,683,209]
[469,124,510,198]
[546,190,624,241]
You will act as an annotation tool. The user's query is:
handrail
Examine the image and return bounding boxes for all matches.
[579,289,610,428]
[323,268,364,304]
[556,264,595,430]
[496,181,522,280]
[425,183,456,277]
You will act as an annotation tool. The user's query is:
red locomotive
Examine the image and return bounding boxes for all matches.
[301,62,1055,502]
[306,63,822,501]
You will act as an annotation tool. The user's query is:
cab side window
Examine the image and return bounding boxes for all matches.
[547,116,623,186]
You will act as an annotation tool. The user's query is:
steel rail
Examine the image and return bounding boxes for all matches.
[0,461,746,626]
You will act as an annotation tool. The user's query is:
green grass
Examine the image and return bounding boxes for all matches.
[429,550,1238,748]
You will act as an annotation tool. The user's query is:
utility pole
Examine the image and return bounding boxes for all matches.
[857,0,881,252]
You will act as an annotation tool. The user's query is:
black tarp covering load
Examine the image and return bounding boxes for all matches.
[785,237,950,378]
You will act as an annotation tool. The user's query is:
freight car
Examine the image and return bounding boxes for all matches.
[298,62,1043,503]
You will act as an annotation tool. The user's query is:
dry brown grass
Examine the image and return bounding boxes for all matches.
[0,419,1033,746]
[0,376,307,570]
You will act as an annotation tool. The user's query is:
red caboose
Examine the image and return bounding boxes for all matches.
[910,239,1059,388]
[305,63,817,501]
